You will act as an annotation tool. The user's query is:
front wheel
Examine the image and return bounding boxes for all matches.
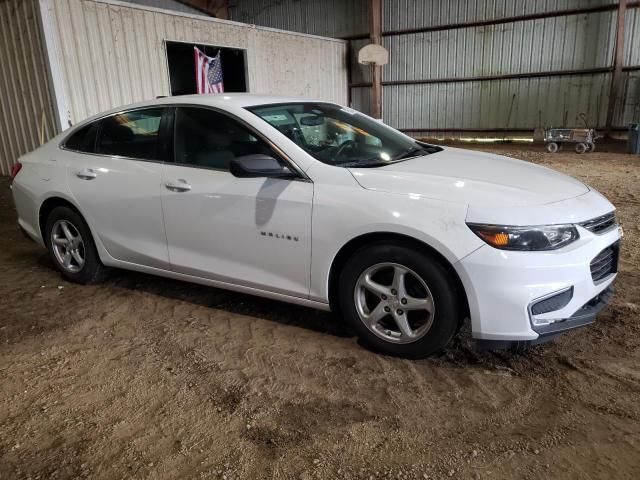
[45,206,108,284]
[546,142,559,153]
[338,243,462,358]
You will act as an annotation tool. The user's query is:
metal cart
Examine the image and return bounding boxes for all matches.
[544,128,597,154]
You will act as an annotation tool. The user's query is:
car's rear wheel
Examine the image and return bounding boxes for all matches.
[575,142,587,154]
[45,206,108,284]
[338,243,461,358]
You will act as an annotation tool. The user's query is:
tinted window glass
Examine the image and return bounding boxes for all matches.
[65,122,98,153]
[174,107,272,170]
[97,108,164,160]
[248,103,440,168]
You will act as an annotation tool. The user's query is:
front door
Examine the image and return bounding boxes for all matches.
[160,106,313,298]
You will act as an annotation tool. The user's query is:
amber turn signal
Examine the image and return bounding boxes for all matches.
[477,230,510,247]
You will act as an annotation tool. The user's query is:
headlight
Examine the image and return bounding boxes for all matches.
[467,223,579,251]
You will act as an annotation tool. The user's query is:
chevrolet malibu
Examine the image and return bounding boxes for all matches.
[10,95,621,358]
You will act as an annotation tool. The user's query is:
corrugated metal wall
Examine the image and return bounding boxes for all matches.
[619,6,640,126]
[0,0,57,176]
[377,6,619,133]
[382,0,617,30]
[229,0,640,135]
[38,0,347,129]
[229,0,369,38]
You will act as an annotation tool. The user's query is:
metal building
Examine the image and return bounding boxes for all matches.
[229,0,640,138]
[0,0,348,175]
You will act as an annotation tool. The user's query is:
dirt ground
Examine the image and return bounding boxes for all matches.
[1,142,639,480]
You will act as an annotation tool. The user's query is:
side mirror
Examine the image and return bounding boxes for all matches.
[230,154,295,179]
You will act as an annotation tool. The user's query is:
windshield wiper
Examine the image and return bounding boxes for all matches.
[394,145,428,160]
[338,158,391,168]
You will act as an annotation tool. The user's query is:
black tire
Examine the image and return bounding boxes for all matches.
[338,242,462,358]
[546,142,559,153]
[44,206,108,284]
[575,142,587,154]
[586,142,595,152]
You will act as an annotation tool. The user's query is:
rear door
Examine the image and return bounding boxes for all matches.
[160,106,313,298]
[64,107,171,269]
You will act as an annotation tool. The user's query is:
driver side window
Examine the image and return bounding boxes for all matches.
[173,107,273,171]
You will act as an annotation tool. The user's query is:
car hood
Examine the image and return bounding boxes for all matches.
[348,147,589,207]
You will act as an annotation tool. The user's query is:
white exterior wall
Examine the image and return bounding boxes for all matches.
[38,0,348,129]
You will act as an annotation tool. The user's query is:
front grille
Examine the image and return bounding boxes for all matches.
[580,212,617,234]
[590,241,620,283]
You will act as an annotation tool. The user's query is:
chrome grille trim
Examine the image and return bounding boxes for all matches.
[579,212,617,234]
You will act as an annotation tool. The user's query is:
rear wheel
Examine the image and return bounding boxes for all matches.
[546,142,559,153]
[338,243,462,358]
[586,142,595,152]
[575,142,587,154]
[45,206,108,284]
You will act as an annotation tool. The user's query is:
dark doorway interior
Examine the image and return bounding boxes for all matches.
[165,41,247,96]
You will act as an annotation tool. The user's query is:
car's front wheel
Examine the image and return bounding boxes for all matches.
[45,206,108,284]
[338,243,462,358]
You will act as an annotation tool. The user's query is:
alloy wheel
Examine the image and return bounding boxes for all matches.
[354,262,435,344]
[50,219,85,273]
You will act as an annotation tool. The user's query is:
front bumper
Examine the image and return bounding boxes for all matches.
[456,223,621,345]
[475,285,614,350]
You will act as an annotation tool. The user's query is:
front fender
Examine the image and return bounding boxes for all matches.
[309,185,483,302]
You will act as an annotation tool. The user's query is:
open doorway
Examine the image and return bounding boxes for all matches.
[165,40,248,96]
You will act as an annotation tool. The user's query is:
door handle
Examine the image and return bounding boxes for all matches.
[165,179,192,192]
[76,168,97,180]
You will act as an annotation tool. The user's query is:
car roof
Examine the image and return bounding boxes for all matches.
[71,94,335,129]
[164,93,329,108]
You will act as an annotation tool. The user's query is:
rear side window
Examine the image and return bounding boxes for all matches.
[96,108,165,160]
[64,123,98,153]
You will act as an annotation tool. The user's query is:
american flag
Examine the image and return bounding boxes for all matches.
[194,47,224,94]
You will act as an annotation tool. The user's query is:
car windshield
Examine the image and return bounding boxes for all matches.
[246,102,439,167]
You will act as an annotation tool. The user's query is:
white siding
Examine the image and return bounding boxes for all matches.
[0,0,57,175]
[39,0,348,128]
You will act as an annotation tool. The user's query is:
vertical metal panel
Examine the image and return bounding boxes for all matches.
[349,38,371,83]
[229,0,369,38]
[620,7,640,126]
[39,0,347,127]
[384,74,611,130]
[624,6,640,67]
[383,0,617,31]
[350,86,371,114]
[0,0,56,175]
[383,11,616,82]
[379,0,619,132]
[350,1,623,133]
[617,71,640,125]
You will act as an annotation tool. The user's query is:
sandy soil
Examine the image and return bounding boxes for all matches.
[1,143,639,480]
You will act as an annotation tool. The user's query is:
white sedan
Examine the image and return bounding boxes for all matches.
[11,95,621,358]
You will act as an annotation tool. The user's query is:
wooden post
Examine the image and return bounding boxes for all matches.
[605,0,627,137]
[370,0,382,119]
